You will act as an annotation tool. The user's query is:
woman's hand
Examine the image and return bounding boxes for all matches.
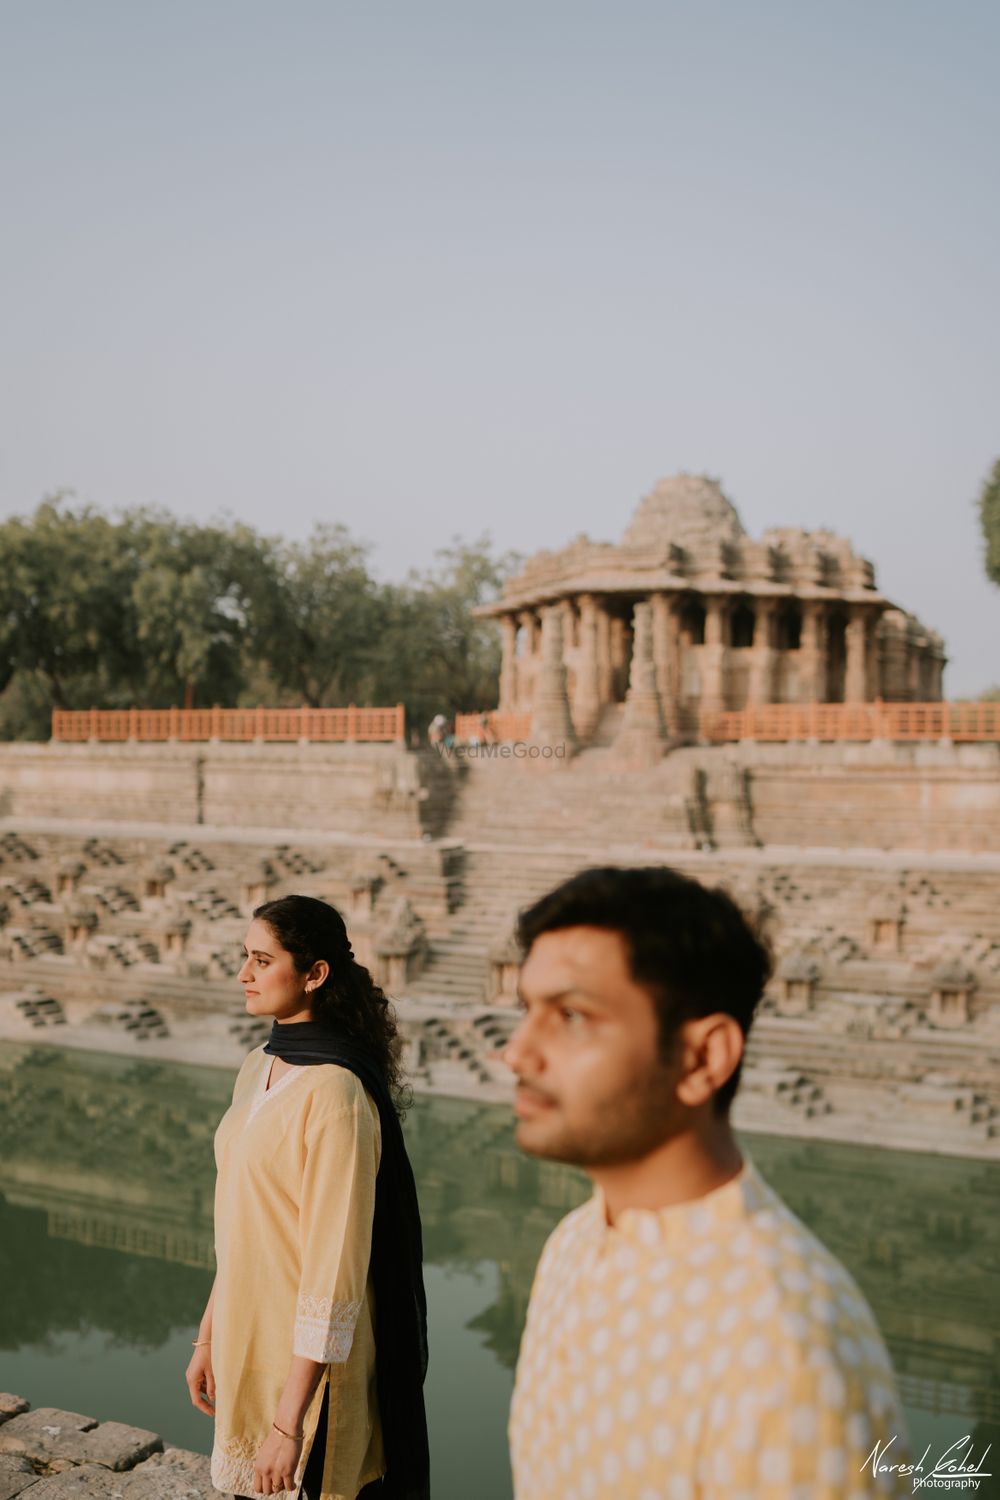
[185,1345,216,1417]
[254,1429,303,1496]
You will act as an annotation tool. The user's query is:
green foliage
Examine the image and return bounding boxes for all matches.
[979,457,1000,588]
[0,496,519,739]
[0,497,137,703]
[0,497,269,735]
[253,525,379,707]
[127,511,265,708]
[362,535,522,730]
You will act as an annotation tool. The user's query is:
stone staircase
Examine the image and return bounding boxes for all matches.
[406,847,595,1003]
[442,752,701,849]
[586,702,626,749]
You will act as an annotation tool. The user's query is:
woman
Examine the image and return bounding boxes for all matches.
[185,894,429,1500]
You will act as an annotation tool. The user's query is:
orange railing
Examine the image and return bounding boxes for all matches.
[51,704,406,744]
[700,701,1000,744]
[454,710,532,743]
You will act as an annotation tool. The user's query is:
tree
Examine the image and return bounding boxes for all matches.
[979,457,1000,587]
[0,497,520,739]
[0,498,273,735]
[251,525,379,707]
[361,535,521,730]
[0,496,144,732]
[125,511,269,709]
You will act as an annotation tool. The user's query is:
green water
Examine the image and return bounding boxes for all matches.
[1,1043,998,1498]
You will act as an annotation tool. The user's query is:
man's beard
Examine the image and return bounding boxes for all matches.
[515,1064,678,1168]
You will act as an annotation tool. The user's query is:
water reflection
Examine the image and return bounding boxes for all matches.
[1,1043,998,1475]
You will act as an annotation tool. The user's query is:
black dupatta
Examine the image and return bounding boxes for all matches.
[263,1019,430,1500]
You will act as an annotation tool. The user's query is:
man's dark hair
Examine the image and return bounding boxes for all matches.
[516,865,772,1114]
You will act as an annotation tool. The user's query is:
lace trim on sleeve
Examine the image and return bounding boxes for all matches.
[294,1292,364,1363]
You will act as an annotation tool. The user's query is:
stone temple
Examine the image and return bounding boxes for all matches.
[477,474,946,743]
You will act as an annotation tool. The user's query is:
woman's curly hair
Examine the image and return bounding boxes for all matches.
[253,893,409,1115]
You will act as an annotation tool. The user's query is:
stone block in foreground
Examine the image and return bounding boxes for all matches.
[0,1411,162,1473]
[0,1400,30,1430]
[123,1447,215,1498]
[0,1453,37,1500]
[0,1451,214,1500]
[3,1466,133,1498]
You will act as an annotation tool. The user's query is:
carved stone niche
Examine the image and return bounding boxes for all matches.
[373,897,426,993]
[775,951,821,1015]
[242,857,276,910]
[25,915,62,955]
[155,913,192,959]
[722,878,777,946]
[57,857,87,896]
[350,871,382,921]
[488,922,524,1007]
[350,855,398,921]
[143,860,175,901]
[400,1030,425,1077]
[64,899,99,948]
[928,959,976,1029]
[867,893,905,953]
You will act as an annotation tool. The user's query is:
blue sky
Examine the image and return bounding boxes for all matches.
[1,1,997,692]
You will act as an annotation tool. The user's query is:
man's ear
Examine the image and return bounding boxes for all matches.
[674,1014,745,1109]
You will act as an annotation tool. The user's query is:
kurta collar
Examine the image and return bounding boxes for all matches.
[588,1157,768,1249]
[245,1048,305,1122]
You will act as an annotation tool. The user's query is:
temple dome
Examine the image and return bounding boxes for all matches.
[622,473,745,551]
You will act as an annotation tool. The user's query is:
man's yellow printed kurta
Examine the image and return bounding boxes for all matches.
[509,1158,911,1500]
[211,1046,384,1500]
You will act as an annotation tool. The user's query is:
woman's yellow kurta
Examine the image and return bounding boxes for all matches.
[211,1045,384,1500]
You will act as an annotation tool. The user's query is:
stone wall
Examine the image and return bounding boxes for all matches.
[0,745,199,824]
[437,740,1000,854]
[0,743,453,838]
[6,737,996,853]
[710,742,1000,851]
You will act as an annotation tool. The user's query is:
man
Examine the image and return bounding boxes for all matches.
[505,866,910,1499]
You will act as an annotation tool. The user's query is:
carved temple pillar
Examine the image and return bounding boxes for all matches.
[596,603,614,703]
[517,610,539,708]
[573,593,603,739]
[747,598,778,705]
[650,592,682,737]
[866,615,883,700]
[529,604,577,753]
[845,605,869,702]
[498,614,518,710]
[613,601,668,766]
[699,596,728,722]
[799,601,828,703]
[610,615,629,700]
[907,642,924,702]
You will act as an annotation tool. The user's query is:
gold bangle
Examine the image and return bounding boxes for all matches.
[272,1422,304,1443]
[192,1338,211,1346]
